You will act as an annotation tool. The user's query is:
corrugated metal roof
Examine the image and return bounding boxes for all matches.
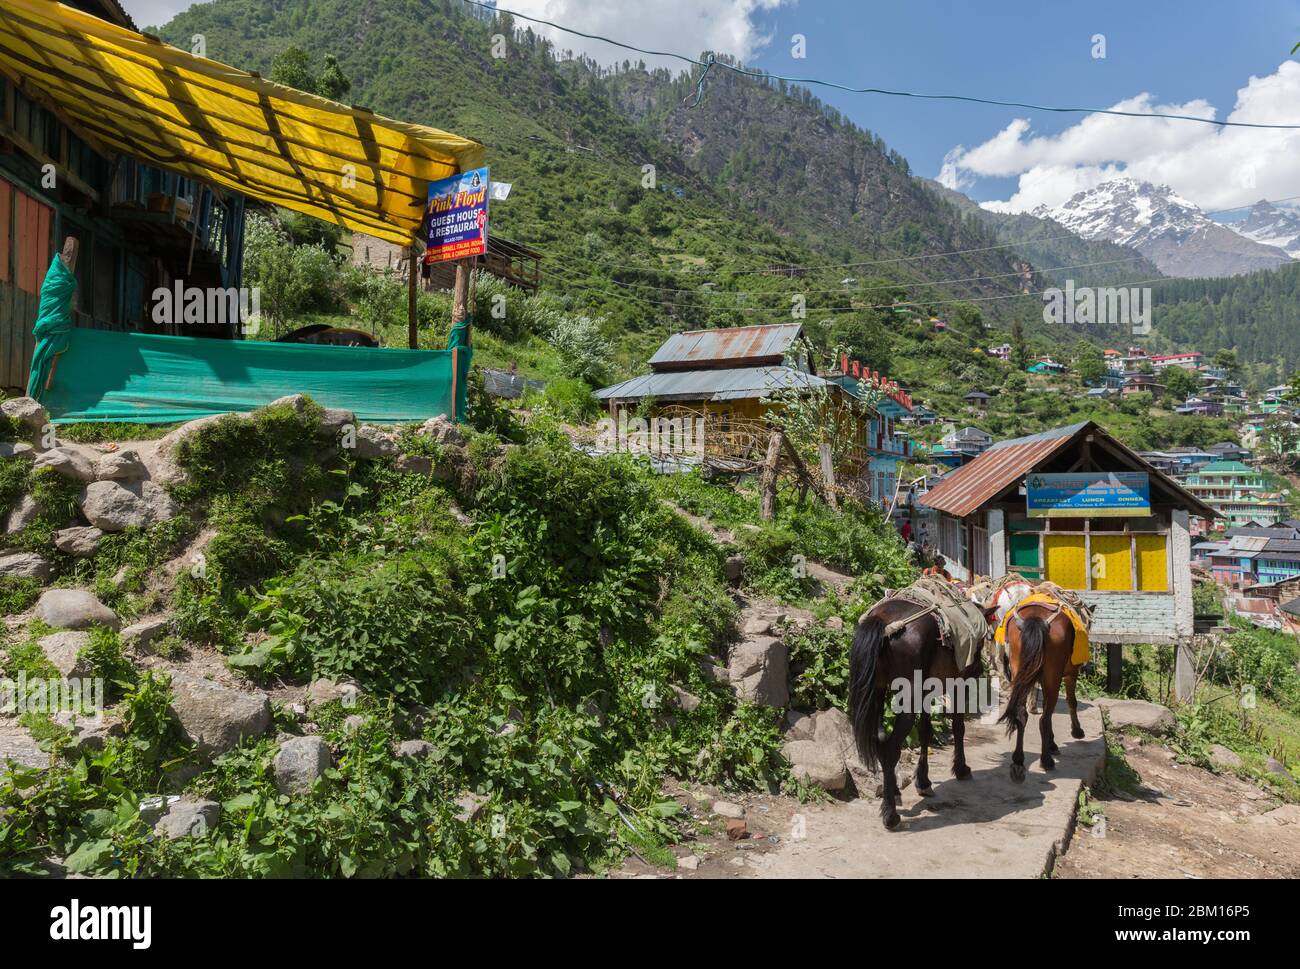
[919,421,1218,520]
[920,423,1086,517]
[648,324,805,371]
[594,365,828,403]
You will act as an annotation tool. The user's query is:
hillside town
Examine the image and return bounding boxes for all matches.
[0,0,1298,916]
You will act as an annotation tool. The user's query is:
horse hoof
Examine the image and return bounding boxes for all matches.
[1041,756,1055,772]
[883,813,902,831]
[953,765,972,780]
[1072,727,1085,739]
[916,781,934,797]
[1010,764,1025,783]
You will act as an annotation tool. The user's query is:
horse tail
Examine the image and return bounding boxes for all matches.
[998,616,1048,736]
[849,615,887,771]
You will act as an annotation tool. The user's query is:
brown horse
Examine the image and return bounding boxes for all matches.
[996,600,1086,782]
[848,597,981,830]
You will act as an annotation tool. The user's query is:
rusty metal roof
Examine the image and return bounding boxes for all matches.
[919,421,1218,520]
[648,324,805,371]
[595,365,829,403]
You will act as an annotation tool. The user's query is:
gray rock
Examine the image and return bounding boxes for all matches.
[0,551,51,581]
[318,408,354,438]
[397,739,434,759]
[52,710,124,752]
[727,636,789,707]
[417,415,467,447]
[304,677,363,711]
[824,616,845,630]
[119,616,171,648]
[342,714,367,732]
[94,449,147,482]
[393,453,433,475]
[4,495,38,534]
[724,554,744,585]
[34,589,120,631]
[669,684,701,713]
[0,722,47,775]
[454,792,489,823]
[154,798,220,840]
[712,800,745,819]
[54,525,104,557]
[0,396,48,435]
[742,616,772,637]
[78,479,179,532]
[1266,757,1295,783]
[1209,744,1243,770]
[273,735,332,795]
[152,413,238,488]
[783,709,816,742]
[267,394,310,413]
[676,854,701,871]
[782,738,849,791]
[1096,698,1175,734]
[38,630,94,678]
[353,425,399,460]
[169,671,271,756]
[812,707,856,760]
[32,446,97,482]
[0,441,34,461]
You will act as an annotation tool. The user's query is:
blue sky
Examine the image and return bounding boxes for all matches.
[740,0,1300,212]
[123,0,1300,214]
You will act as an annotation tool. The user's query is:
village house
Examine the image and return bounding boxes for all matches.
[919,420,1216,698]
[0,0,249,391]
[593,323,914,505]
[1151,351,1202,371]
[1182,461,1290,529]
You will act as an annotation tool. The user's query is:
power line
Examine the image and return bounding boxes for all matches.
[462,0,1300,130]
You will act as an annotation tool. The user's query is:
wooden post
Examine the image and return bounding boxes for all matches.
[45,237,78,392]
[451,259,471,341]
[760,429,783,520]
[819,442,838,511]
[1107,644,1123,693]
[407,245,418,349]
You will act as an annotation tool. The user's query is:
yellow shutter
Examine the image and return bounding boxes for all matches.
[1044,535,1087,591]
[1090,534,1132,591]
[1135,534,1169,591]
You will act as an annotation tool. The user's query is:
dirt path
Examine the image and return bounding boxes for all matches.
[1053,735,1300,879]
[615,698,1106,879]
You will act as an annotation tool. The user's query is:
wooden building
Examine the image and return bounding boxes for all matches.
[920,420,1218,698]
[0,0,247,392]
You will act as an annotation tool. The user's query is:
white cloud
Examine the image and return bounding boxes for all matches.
[500,0,792,69]
[943,61,1300,215]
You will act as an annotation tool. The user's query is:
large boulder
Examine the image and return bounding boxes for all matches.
[79,479,179,532]
[32,445,97,482]
[34,589,120,631]
[727,636,789,707]
[353,425,400,460]
[151,413,237,488]
[168,671,271,756]
[54,525,104,558]
[0,441,34,461]
[52,710,124,752]
[0,551,51,581]
[318,407,355,439]
[119,616,171,649]
[38,630,94,679]
[782,739,849,791]
[417,415,467,448]
[4,496,38,534]
[0,396,48,436]
[154,798,220,840]
[273,735,332,794]
[94,449,147,482]
[1097,698,1175,734]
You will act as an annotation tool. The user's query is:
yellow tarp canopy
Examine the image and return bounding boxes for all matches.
[0,0,486,243]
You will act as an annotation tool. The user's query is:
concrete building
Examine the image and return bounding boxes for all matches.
[1182,461,1290,528]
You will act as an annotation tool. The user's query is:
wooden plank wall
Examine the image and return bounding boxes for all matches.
[0,281,38,394]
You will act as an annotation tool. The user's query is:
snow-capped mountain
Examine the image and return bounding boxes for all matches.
[1227,200,1300,258]
[1033,178,1292,278]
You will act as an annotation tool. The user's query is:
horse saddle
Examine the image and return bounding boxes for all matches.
[878,575,988,672]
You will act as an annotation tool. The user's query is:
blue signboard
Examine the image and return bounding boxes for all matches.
[425,166,489,265]
[1025,472,1151,518]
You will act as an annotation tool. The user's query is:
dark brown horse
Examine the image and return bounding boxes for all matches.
[996,600,1086,782]
[847,597,981,830]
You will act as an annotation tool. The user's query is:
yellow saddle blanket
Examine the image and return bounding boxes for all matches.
[994,591,1091,667]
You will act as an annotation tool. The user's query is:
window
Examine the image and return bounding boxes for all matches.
[1040,526,1169,592]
